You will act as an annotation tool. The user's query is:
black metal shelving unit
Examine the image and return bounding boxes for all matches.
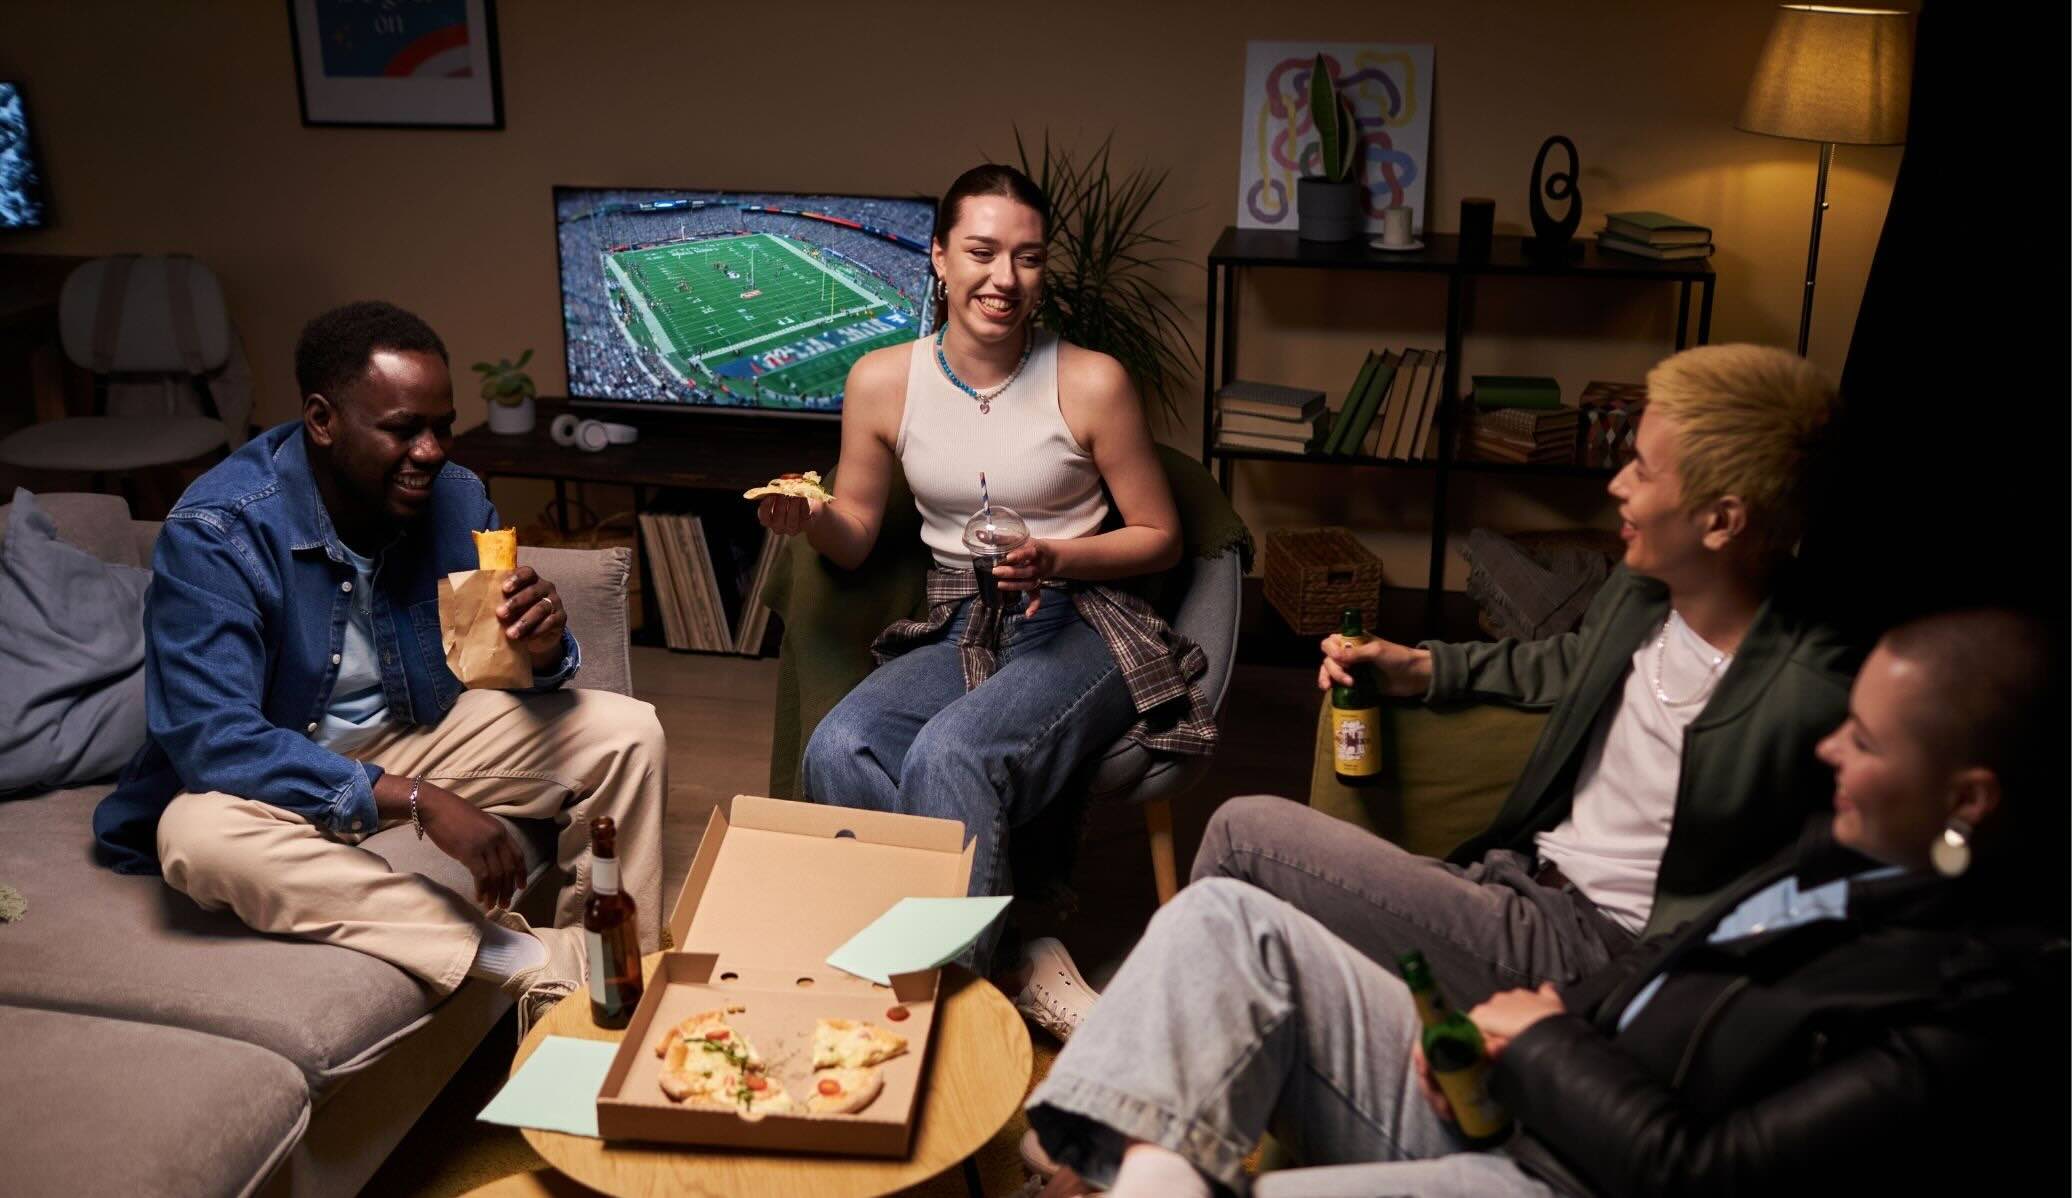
[1201,226,1716,635]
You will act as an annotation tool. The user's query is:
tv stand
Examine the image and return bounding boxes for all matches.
[450,398,839,650]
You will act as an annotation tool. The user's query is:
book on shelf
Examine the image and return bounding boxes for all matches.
[1215,379,1326,421]
[1330,350,1399,455]
[1319,352,1380,455]
[1466,436,1575,464]
[1603,210,1713,247]
[1366,348,1419,459]
[1221,408,1326,439]
[1477,405,1578,441]
[1472,375,1561,410]
[1217,428,1321,453]
[1596,233,1712,261]
[1389,349,1444,460]
[1407,349,1448,460]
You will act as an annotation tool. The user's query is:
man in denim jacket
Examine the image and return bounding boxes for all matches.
[95,302,664,1026]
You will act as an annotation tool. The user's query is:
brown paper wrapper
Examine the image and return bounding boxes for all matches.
[437,568,532,690]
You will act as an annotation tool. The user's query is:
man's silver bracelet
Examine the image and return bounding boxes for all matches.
[408,776,424,839]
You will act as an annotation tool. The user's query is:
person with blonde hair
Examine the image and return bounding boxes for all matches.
[1185,343,1857,1009]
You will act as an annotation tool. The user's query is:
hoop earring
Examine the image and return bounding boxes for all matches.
[1931,816,1972,878]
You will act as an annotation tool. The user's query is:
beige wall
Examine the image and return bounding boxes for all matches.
[4,0,1900,589]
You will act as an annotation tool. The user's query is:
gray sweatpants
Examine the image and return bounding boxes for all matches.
[1191,795,1636,1007]
[1025,877,1558,1197]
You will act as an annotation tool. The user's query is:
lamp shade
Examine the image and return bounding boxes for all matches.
[1738,5,1914,145]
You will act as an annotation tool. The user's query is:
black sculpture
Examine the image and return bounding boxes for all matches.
[1525,135,1582,260]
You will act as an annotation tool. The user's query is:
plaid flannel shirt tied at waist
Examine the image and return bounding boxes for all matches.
[869,568,1218,756]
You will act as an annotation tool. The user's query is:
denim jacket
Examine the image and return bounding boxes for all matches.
[92,422,579,873]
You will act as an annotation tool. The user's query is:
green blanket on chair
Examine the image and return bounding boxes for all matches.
[763,444,1251,800]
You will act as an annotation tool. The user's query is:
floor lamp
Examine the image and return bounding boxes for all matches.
[1738,5,1914,356]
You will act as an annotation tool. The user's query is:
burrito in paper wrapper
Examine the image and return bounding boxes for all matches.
[438,528,531,689]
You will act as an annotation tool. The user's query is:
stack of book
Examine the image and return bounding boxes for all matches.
[637,508,782,655]
[1596,211,1713,261]
[1318,346,1449,460]
[1578,380,1648,469]
[1468,376,1576,464]
[1213,380,1325,452]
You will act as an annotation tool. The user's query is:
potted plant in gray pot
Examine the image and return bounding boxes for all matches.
[476,349,537,435]
[1296,54,1363,242]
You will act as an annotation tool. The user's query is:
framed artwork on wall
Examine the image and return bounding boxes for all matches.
[286,0,504,129]
[1236,42,1435,237]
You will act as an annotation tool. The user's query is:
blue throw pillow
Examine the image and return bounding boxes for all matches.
[0,488,151,793]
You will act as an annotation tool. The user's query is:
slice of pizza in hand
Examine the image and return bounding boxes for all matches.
[742,471,833,503]
[811,1017,909,1070]
[805,1066,884,1115]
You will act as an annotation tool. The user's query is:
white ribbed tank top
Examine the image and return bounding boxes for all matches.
[897,329,1110,569]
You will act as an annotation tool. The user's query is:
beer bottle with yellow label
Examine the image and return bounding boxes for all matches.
[1330,608,1383,786]
[1399,950,1514,1147]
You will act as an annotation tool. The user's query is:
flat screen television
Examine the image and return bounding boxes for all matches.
[554,187,936,418]
[0,82,52,231]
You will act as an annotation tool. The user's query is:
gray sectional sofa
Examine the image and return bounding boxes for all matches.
[0,491,635,1198]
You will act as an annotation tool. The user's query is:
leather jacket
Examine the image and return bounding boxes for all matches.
[1494,831,2067,1196]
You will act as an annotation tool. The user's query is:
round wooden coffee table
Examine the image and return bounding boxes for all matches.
[513,954,1032,1198]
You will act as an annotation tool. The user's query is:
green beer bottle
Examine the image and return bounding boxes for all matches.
[1330,608,1382,786]
[1399,950,1513,1146]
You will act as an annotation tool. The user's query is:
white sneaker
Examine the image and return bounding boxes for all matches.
[1014,936,1098,1043]
[494,911,590,1043]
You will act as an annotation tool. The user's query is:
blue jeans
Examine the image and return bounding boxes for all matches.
[802,590,1137,908]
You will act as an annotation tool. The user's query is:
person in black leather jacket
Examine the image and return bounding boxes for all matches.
[1022,608,2064,1198]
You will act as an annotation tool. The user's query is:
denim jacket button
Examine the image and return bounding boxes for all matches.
[306,721,318,733]
[331,653,342,665]
[350,819,363,831]
[341,580,353,593]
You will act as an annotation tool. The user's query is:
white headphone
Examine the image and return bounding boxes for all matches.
[550,413,640,452]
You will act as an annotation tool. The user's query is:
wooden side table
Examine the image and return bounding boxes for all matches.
[513,954,1032,1198]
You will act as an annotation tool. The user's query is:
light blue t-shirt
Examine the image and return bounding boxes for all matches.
[1617,865,1906,1031]
[313,543,389,754]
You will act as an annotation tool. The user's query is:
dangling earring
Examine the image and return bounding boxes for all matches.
[1931,816,1972,878]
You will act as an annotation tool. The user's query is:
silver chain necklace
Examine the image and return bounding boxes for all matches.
[1652,613,1728,706]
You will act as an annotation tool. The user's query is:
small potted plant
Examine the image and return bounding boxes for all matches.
[1296,54,1363,242]
[476,349,537,435]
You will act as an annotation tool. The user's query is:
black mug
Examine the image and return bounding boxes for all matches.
[1460,197,1495,262]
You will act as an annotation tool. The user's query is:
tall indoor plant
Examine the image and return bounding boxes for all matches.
[1012,129,1194,428]
[1296,54,1364,242]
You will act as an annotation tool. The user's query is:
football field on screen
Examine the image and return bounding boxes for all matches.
[607,232,916,404]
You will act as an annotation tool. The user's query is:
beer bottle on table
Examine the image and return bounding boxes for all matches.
[1330,607,1383,786]
[585,816,643,1028]
[1398,950,1513,1147]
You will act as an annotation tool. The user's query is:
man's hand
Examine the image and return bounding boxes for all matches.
[1317,632,1432,697]
[1466,982,1566,1060]
[992,539,1062,615]
[496,564,567,669]
[416,784,526,910]
[1411,1042,1455,1122]
[757,493,824,537]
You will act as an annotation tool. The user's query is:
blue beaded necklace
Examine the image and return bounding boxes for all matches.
[934,323,1033,415]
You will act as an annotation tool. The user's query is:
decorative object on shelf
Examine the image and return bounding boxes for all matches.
[476,348,537,435]
[1459,197,1495,263]
[1369,204,1424,252]
[285,0,504,129]
[1264,527,1383,636]
[1523,135,1582,261]
[1577,380,1648,469]
[1237,42,1435,238]
[1738,4,1913,356]
[1460,528,1619,641]
[548,412,639,452]
[1295,54,1364,242]
[1013,129,1192,427]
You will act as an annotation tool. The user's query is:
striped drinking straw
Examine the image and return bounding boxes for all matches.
[979,472,993,533]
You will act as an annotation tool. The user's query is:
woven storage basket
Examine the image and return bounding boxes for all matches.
[1264,527,1382,635]
[518,500,643,633]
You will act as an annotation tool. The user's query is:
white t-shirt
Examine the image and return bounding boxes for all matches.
[1534,611,1732,934]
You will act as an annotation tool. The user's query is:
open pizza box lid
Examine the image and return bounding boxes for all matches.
[594,795,975,1153]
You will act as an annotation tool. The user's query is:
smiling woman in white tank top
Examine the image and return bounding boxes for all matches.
[754,165,1213,1036]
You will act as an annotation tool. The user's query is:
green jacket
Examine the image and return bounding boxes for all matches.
[1430,566,1859,940]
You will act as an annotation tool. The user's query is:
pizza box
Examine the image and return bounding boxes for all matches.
[594,794,974,1154]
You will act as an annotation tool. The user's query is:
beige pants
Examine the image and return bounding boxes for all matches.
[158,688,666,996]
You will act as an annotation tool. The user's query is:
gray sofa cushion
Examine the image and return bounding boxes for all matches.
[0,786,545,1090]
[0,1004,308,1198]
[520,543,632,696]
[0,490,150,793]
[0,489,144,569]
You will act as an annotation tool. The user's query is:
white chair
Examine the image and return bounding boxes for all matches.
[0,254,252,506]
